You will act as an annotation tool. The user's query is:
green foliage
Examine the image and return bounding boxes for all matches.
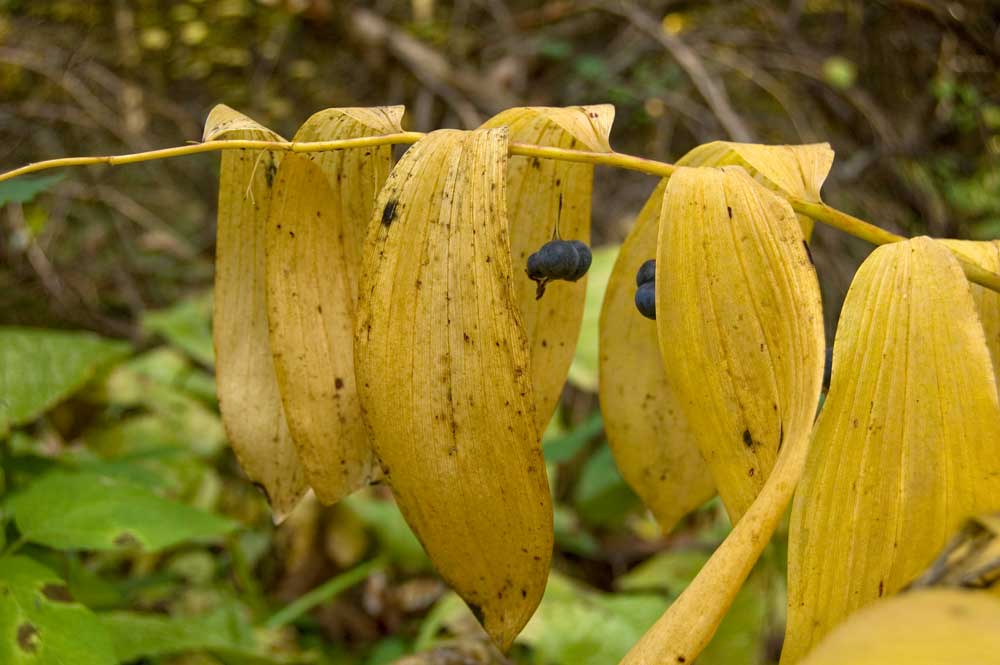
[0,328,129,436]
[8,470,235,551]
[0,175,63,206]
[0,555,117,665]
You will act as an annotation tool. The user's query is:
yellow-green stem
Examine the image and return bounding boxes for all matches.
[1,135,996,292]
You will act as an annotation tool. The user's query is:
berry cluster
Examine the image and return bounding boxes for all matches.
[634,259,656,320]
[526,239,592,299]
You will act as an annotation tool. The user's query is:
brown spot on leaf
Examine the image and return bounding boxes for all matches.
[335,377,344,390]
[742,429,755,448]
[41,584,73,602]
[17,623,38,652]
[382,199,399,227]
[114,532,139,548]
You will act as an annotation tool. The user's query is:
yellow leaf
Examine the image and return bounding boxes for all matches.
[677,141,834,239]
[354,128,552,651]
[783,237,1000,663]
[939,239,1000,380]
[204,104,307,521]
[599,179,714,533]
[798,589,1000,665]
[265,107,402,505]
[480,105,614,430]
[657,166,824,523]
[619,166,824,665]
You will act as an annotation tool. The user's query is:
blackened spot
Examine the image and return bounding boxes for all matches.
[468,602,485,624]
[252,481,271,503]
[677,658,686,663]
[748,467,755,477]
[779,423,784,451]
[288,230,295,238]
[382,199,399,227]
[265,160,277,187]
[114,532,139,548]
[531,157,541,169]
[335,377,344,390]
[878,580,885,596]
[742,429,754,448]
[727,206,732,219]
[555,178,561,186]
[42,584,73,602]
[521,588,527,598]
[17,623,38,652]
[803,240,814,265]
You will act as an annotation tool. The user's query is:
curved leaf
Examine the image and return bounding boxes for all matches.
[939,239,1000,379]
[355,128,552,651]
[266,107,402,505]
[677,141,833,239]
[480,105,614,430]
[599,180,714,533]
[799,589,1000,665]
[783,237,1000,663]
[205,104,306,521]
[619,166,824,665]
[656,166,824,522]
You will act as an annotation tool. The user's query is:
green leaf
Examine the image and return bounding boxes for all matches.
[518,573,667,665]
[8,471,237,551]
[0,175,64,206]
[572,444,640,526]
[567,244,619,391]
[142,293,215,367]
[543,411,603,464]
[0,328,130,436]
[0,555,116,665]
[100,606,252,661]
[341,491,428,571]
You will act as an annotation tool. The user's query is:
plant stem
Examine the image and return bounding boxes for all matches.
[264,555,387,629]
[1,135,997,292]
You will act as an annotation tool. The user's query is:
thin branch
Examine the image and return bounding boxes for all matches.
[3,134,1000,294]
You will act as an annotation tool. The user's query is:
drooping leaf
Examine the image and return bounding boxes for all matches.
[205,104,307,520]
[656,166,824,522]
[939,239,1000,378]
[798,589,1000,665]
[0,555,116,665]
[480,105,614,429]
[620,166,824,665]
[783,237,1000,663]
[8,471,236,551]
[598,180,714,533]
[0,327,129,437]
[677,141,833,239]
[355,128,552,651]
[265,107,402,506]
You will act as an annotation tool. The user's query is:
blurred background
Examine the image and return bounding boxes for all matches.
[0,1,998,664]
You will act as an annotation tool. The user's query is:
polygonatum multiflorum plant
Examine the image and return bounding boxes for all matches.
[5,102,1000,664]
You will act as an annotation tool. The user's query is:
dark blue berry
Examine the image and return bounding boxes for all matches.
[636,259,656,287]
[567,240,592,282]
[635,281,656,320]
[527,240,579,281]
